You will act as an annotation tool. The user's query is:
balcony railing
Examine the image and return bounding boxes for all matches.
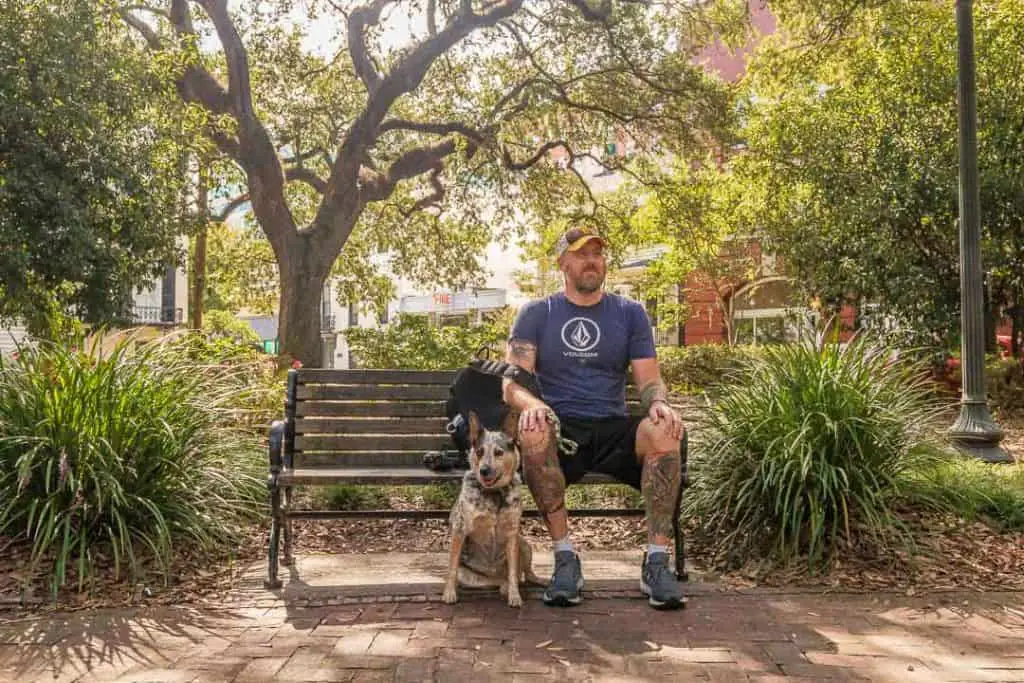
[131,306,183,325]
[321,314,336,332]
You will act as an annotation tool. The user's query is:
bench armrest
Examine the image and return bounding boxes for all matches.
[268,420,286,474]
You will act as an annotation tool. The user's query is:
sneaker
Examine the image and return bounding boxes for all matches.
[543,550,584,607]
[641,552,685,610]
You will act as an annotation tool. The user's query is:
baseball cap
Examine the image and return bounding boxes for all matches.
[553,227,606,259]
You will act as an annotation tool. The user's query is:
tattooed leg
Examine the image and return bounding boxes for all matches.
[519,421,568,540]
[641,451,682,545]
[637,418,682,546]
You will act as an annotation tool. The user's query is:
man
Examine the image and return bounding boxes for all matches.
[502,227,686,610]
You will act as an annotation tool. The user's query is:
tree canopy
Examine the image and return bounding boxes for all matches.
[0,0,193,336]
[118,0,748,364]
[738,0,1024,346]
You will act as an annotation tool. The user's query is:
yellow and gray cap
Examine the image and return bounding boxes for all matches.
[553,227,606,259]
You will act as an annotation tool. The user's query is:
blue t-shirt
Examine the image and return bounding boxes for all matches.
[509,292,656,418]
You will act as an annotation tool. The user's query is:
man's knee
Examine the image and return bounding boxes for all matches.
[637,417,681,455]
[518,422,557,465]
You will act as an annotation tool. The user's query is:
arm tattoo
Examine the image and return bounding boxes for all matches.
[642,453,682,542]
[639,379,669,413]
[507,339,537,369]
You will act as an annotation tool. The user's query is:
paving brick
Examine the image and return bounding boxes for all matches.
[333,631,378,656]
[366,630,417,657]
[394,657,436,682]
[234,656,289,682]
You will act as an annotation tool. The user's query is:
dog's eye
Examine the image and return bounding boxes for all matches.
[493,449,503,457]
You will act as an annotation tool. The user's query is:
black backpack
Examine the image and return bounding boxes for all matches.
[423,352,542,471]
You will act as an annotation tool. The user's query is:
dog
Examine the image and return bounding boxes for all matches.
[442,411,543,607]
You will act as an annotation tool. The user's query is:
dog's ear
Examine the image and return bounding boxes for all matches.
[468,410,480,447]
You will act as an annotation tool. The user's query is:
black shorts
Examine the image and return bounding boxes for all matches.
[556,415,645,490]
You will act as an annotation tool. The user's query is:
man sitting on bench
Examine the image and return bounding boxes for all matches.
[502,227,687,611]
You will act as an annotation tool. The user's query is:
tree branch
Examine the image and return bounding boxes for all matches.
[378,118,488,145]
[286,167,329,194]
[119,9,161,49]
[402,166,446,216]
[501,140,569,170]
[347,0,394,94]
[215,193,251,222]
[426,0,438,36]
[195,0,257,124]
[564,0,613,22]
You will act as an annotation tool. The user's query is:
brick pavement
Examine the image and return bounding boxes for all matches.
[2,586,1023,682]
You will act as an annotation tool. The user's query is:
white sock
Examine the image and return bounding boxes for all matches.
[553,537,574,554]
[648,544,669,556]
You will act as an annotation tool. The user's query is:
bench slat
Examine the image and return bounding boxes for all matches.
[295,417,447,434]
[297,369,456,385]
[296,434,451,451]
[292,452,433,468]
[278,467,622,486]
[296,401,446,418]
[297,385,450,401]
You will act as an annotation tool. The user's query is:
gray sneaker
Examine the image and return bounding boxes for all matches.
[641,552,685,610]
[543,550,584,607]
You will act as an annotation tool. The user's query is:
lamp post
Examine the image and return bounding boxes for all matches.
[949,0,1011,463]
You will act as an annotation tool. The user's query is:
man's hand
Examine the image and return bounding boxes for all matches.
[519,402,551,433]
[648,399,684,441]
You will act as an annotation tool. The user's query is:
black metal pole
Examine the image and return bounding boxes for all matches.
[949,0,1010,463]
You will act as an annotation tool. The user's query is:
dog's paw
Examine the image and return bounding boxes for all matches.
[442,584,459,604]
[507,591,523,608]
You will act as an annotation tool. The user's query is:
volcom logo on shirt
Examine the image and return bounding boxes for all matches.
[560,317,600,357]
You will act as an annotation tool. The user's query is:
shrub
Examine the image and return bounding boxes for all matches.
[657,344,760,395]
[344,311,512,369]
[0,333,265,594]
[687,332,955,569]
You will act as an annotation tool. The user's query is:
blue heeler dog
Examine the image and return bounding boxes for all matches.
[442,411,543,607]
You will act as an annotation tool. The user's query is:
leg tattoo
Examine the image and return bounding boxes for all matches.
[521,427,568,538]
[642,452,682,545]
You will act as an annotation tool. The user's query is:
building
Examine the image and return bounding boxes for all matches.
[1,264,188,357]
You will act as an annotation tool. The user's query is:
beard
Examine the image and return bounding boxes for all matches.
[572,268,605,294]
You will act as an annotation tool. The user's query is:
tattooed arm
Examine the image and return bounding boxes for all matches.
[631,357,684,440]
[504,339,549,432]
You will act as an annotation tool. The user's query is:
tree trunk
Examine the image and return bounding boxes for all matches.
[190,161,209,330]
[278,234,330,367]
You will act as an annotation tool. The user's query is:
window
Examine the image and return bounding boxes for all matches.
[348,302,359,327]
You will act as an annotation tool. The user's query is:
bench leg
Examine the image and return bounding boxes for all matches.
[265,483,283,589]
[674,432,689,583]
[282,487,294,567]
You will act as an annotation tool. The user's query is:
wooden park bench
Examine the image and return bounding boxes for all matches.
[264,368,689,589]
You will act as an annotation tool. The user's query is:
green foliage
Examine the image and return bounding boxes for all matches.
[0,0,193,335]
[687,332,955,570]
[657,344,761,395]
[0,334,265,595]
[739,0,1024,346]
[344,311,512,370]
[202,310,262,347]
[986,357,1024,415]
[905,460,1024,531]
[203,222,279,316]
[416,483,461,510]
[319,485,389,511]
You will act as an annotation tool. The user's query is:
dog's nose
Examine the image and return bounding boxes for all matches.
[480,465,494,479]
